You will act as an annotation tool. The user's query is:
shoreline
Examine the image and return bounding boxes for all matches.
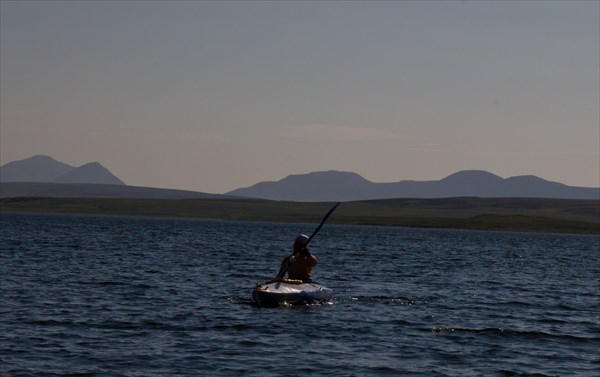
[1,197,598,235]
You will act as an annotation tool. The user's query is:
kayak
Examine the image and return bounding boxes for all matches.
[252,202,341,308]
[252,278,333,308]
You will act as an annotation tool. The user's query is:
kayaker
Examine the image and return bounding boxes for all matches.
[278,234,318,282]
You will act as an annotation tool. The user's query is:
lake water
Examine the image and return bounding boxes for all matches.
[1,212,599,376]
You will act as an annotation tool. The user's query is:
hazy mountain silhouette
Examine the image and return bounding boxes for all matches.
[0,155,125,185]
[0,155,74,182]
[3,156,598,201]
[226,170,600,201]
[53,162,125,185]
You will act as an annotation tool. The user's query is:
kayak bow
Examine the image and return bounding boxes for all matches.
[252,278,332,307]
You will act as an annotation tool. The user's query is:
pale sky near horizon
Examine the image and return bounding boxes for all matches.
[1,1,598,193]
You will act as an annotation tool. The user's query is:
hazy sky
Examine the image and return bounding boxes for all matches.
[1,1,598,193]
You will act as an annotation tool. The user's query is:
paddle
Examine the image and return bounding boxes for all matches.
[275,201,341,280]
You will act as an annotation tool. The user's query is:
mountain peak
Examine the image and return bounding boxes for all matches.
[0,156,125,185]
[226,170,373,201]
[30,154,58,161]
[54,162,125,185]
[441,170,503,182]
[1,155,74,182]
[280,170,370,185]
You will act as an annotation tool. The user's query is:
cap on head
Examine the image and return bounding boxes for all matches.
[294,234,309,246]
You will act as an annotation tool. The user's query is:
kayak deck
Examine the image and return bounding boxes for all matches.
[252,278,333,308]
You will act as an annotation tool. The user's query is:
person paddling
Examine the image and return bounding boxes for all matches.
[277,234,318,282]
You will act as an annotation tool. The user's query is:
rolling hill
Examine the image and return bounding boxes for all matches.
[0,182,231,200]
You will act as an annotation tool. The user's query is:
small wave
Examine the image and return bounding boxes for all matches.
[346,295,420,305]
[89,319,208,332]
[231,295,334,308]
[213,323,252,331]
[228,296,253,305]
[498,370,560,377]
[424,327,597,342]
[78,280,128,286]
[24,319,74,327]
[22,318,209,333]
[77,280,155,289]
[491,300,537,308]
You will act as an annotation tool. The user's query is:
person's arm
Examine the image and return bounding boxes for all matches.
[308,254,318,267]
[277,255,291,276]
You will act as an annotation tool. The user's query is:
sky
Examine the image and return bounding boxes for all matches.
[1,1,598,193]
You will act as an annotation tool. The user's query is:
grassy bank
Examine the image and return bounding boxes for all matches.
[1,197,598,234]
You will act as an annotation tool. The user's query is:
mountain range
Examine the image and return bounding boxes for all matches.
[0,155,125,185]
[226,170,600,201]
[1,155,598,201]
[0,155,228,199]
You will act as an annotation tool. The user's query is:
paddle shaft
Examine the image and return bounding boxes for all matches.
[276,201,341,279]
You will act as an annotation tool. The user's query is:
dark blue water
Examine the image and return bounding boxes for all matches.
[1,212,599,376]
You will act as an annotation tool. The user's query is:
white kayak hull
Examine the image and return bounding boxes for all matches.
[252,279,333,307]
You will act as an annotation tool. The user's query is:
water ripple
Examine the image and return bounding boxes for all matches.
[1,213,599,376]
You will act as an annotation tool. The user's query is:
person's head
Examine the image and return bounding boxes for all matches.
[293,234,309,253]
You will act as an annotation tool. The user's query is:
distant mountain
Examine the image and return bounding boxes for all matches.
[0,155,125,185]
[226,170,600,201]
[0,155,74,182]
[53,162,125,185]
[232,171,375,202]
